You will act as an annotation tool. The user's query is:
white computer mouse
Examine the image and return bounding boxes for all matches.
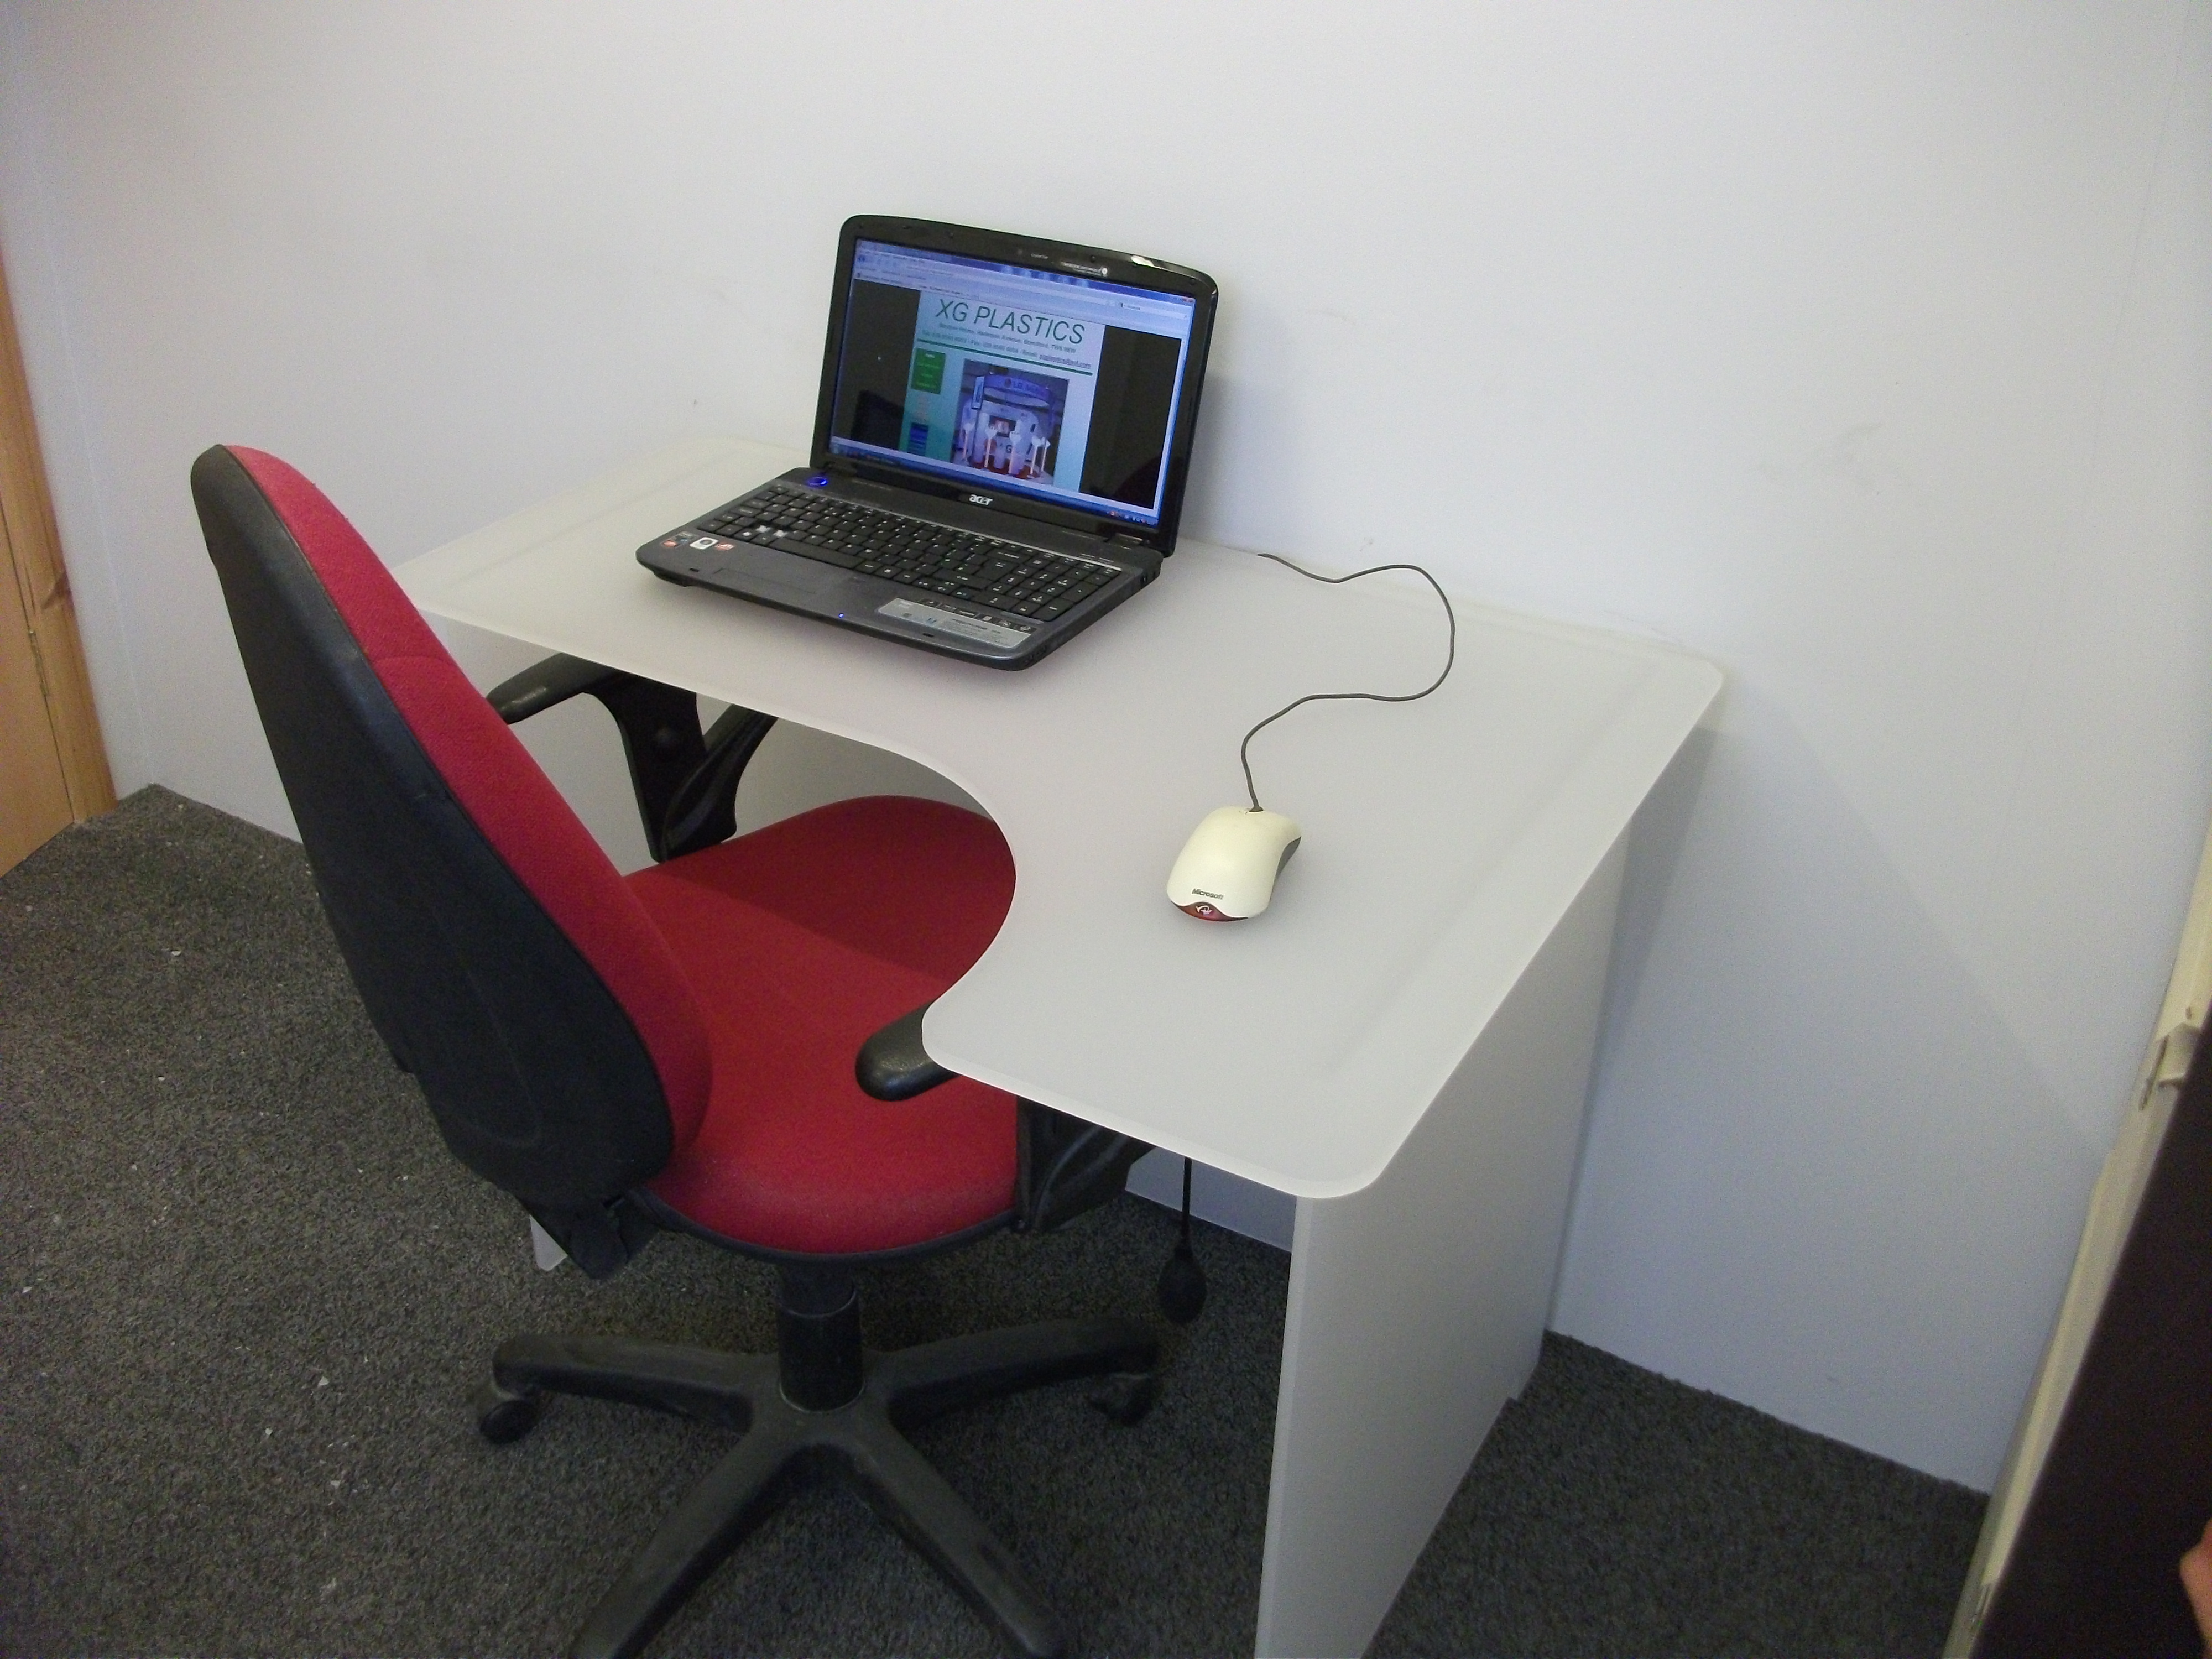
[1166,807,1303,921]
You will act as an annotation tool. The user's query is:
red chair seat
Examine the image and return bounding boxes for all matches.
[635,795,1019,1255]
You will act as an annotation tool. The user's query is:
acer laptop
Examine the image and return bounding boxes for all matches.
[638,216,1218,669]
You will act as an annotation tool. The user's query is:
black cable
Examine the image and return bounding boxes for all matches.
[1157,1156,1207,1324]
[1238,554,1457,812]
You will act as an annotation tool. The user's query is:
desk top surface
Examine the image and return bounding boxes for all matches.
[398,437,1719,1197]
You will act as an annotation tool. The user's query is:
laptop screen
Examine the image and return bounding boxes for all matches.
[826,238,1200,530]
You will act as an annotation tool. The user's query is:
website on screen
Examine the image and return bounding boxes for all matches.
[827,241,1197,527]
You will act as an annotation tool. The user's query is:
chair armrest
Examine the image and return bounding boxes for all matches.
[484,653,775,864]
[856,1004,955,1100]
[857,1003,1152,1233]
[487,652,629,724]
[661,703,776,861]
[1015,1104,1151,1234]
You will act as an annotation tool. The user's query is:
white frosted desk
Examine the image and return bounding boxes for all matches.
[399,437,1720,1656]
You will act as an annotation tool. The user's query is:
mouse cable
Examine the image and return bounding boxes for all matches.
[1239,553,1457,812]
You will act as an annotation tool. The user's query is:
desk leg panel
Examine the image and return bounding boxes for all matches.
[1253,837,1627,1658]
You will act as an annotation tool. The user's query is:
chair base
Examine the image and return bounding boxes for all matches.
[482,1314,1160,1659]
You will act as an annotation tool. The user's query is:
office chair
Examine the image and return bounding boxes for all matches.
[190,445,1156,1659]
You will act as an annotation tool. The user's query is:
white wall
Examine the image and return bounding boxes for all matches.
[2,1,2205,1489]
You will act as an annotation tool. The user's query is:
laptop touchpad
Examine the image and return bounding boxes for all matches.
[716,542,848,601]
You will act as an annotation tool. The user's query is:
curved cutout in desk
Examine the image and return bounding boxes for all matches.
[398,438,1721,1198]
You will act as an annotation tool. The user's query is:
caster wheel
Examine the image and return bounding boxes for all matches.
[472,1377,544,1444]
[1088,1371,1159,1426]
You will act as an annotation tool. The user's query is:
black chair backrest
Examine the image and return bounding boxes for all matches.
[190,445,712,1224]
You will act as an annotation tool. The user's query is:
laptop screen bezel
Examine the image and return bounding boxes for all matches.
[809,216,1218,556]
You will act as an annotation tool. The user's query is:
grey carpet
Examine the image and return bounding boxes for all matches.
[0,789,1985,1657]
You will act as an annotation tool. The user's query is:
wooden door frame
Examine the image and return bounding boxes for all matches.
[0,242,114,823]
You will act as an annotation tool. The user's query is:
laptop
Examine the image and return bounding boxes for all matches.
[638,216,1218,669]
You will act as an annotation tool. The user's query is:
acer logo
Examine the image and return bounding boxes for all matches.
[967,493,994,506]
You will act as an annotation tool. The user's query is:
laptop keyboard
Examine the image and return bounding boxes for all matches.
[697,488,1120,622]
